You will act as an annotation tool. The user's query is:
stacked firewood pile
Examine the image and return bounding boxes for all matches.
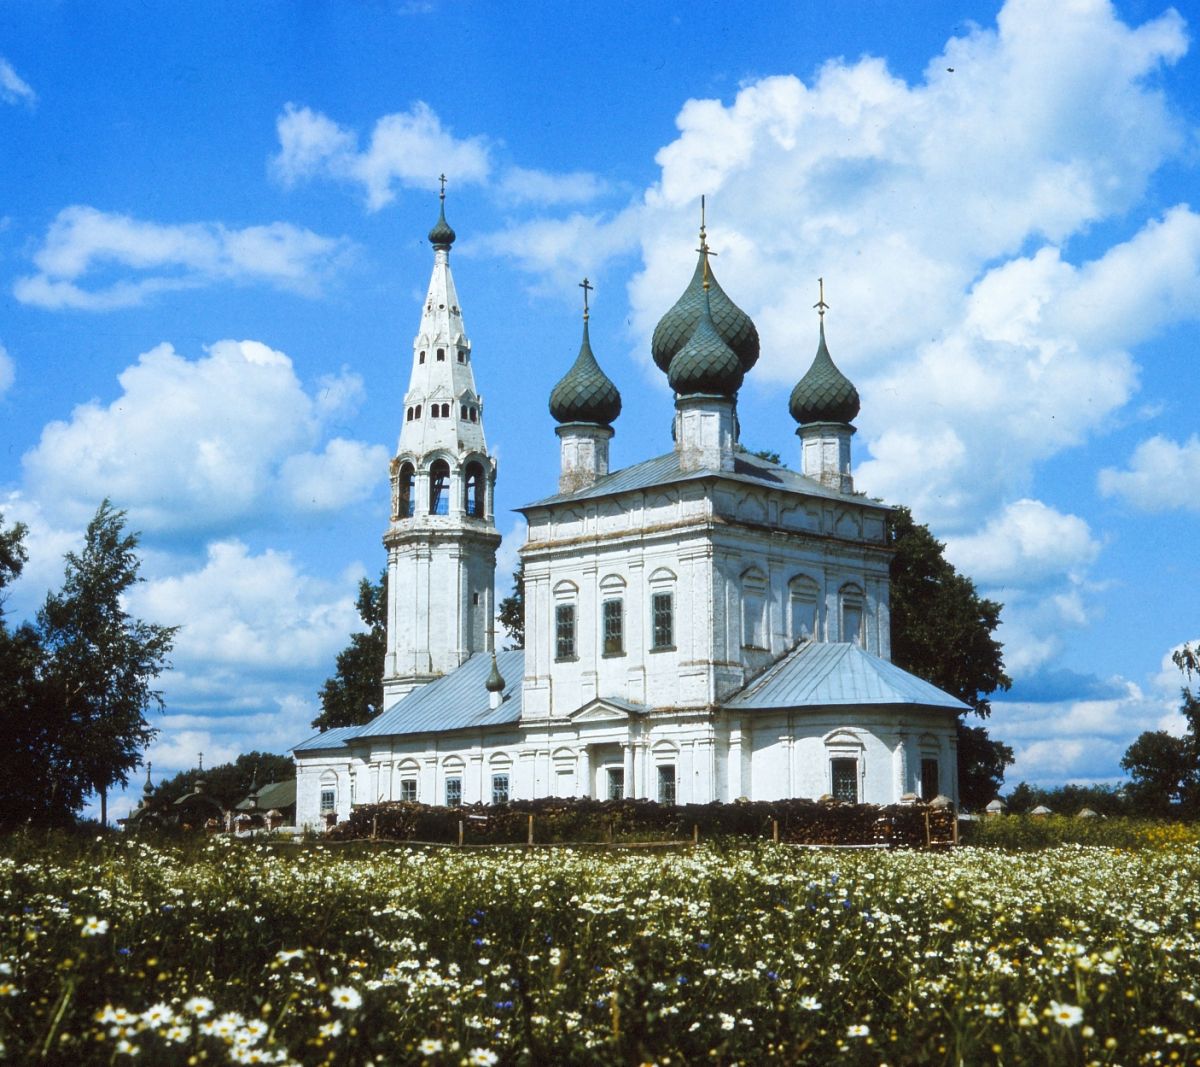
[327,795,957,848]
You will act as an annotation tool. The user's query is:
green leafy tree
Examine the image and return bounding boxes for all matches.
[887,507,1013,810]
[497,561,525,650]
[149,751,295,811]
[37,500,177,825]
[313,571,387,731]
[1119,644,1200,816]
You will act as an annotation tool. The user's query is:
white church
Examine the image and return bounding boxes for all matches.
[292,193,965,829]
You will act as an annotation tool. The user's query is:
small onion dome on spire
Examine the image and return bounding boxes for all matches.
[789,319,860,425]
[667,286,745,397]
[651,251,760,376]
[549,280,622,425]
[484,652,506,693]
[428,175,456,249]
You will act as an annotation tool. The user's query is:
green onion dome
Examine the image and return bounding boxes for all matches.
[651,251,760,375]
[667,289,745,397]
[549,319,622,426]
[789,322,860,424]
[428,198,456,249]
[485,653,506,693]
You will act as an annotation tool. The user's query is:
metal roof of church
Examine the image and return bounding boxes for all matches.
[726,641,968,712]
[520,449,888,510]
[292,724,363,753]
[357,649,525,739]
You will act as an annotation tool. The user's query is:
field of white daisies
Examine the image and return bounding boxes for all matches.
[2,834,1199,1065]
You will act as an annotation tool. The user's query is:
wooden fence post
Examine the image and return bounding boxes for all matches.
[772,818,779,843]
[527,813,534,847]
[692,823,699,846]
[924,810,931,848]
[371,815,377,841]
[457,819,464,848]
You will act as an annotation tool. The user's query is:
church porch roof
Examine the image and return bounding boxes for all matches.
[724,641,968,712]
[292,725,363,753]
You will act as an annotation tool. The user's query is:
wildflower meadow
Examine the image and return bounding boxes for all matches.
[2,832,1199,1065]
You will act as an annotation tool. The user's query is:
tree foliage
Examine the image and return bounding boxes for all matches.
[886,507,1013,810]
[148,751,295,811]
[313,571,387,731]
[1119,643,1200,817]
[36,501,177,824]
[497,561,525,650]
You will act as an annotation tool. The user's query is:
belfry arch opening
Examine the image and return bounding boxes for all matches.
[464,461,485,518]
[429,460,450,515]
[397,462,415,518]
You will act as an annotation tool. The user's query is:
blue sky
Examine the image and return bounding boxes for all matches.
[2,0,1198,819]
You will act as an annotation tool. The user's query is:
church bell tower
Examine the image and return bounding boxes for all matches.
[382,182,502,706]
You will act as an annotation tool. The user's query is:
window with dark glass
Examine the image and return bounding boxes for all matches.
[603,598,623,655]
[457,350,465,363]
[555,603,576,660]
[414,404,422,419]
[437,348,445,361]
[320,788,335,813]
[461,404,467,419]
[491,774,509,805]
[606,767,624,801]
[445,777,462,807]
[651,592,673,650]
[397,463,414,518]
[419,350,426,364]
[657,764,676,805]
[921,759,939,801]
[831,758,858,803]
[399,779,417,802]
[429,460,450,515]
[464,462,484,517]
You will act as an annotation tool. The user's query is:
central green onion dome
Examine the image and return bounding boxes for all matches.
[667,289,745,397]
[428,197,456,249]
[789,322,860,424]
[549,318,622,425]
[652,251,760,375]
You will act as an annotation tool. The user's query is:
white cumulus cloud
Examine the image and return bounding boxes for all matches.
[14,206,352,310]
[1098,434,1200,512]
[21,339,389,534]
[0,57,35,106]
[272,102,609,213]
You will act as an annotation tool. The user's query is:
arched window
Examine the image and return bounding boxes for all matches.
[460,405,467,420]
[415,404,422,419]
[464,461,485,517]
[442,402,451,418]
[789,575,820,642]
[429,460,450,515]
[839,583,865,645]
[457,349,466,363]
[437,348,445,361]
[397,462,415,518]
[469,407,478,422]
[419,350,426,364]
[741,567,768,649]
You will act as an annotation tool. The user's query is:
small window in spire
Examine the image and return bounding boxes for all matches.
[419,351,426,364]
[437,348,445,361]
[406,407,413,422]
[415,404,422,419]
[457,350,465,363]
[460,405,467,420]
[470,408,478,423]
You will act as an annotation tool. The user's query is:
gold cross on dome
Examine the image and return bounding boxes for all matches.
[696,196,718,289]
[438,173,447,200]
[814,277,829,320]
[579,277,593,319]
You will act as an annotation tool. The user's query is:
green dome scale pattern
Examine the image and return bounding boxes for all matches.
[549,318,622,426]
[789,321,860,425]
[667,286,745,398]
[651,251,760,375]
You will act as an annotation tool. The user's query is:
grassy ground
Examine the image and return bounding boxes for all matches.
[1,829,1198,1065]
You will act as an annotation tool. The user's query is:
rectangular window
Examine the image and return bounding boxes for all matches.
[555,603,576,660]
[445,776,462,807]
[319,788,335,813]
[842,603,863,645]
[791,596,817,640]
[603,598,623,655]
[743,593,765,648]
[349,775,357,806]
[920,759,940,802]
[606,767,624,801]
[657,764,676,805]
[491,774,510,805]
[399,779,417,803]
[651,592,674,650]
[831,758,858,803]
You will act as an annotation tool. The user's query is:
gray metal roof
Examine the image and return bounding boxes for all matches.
[519,449,887,510]
[292,724,362,753]
[235,779,296,811]
[725,641,969,712]
[355,649,525,740]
